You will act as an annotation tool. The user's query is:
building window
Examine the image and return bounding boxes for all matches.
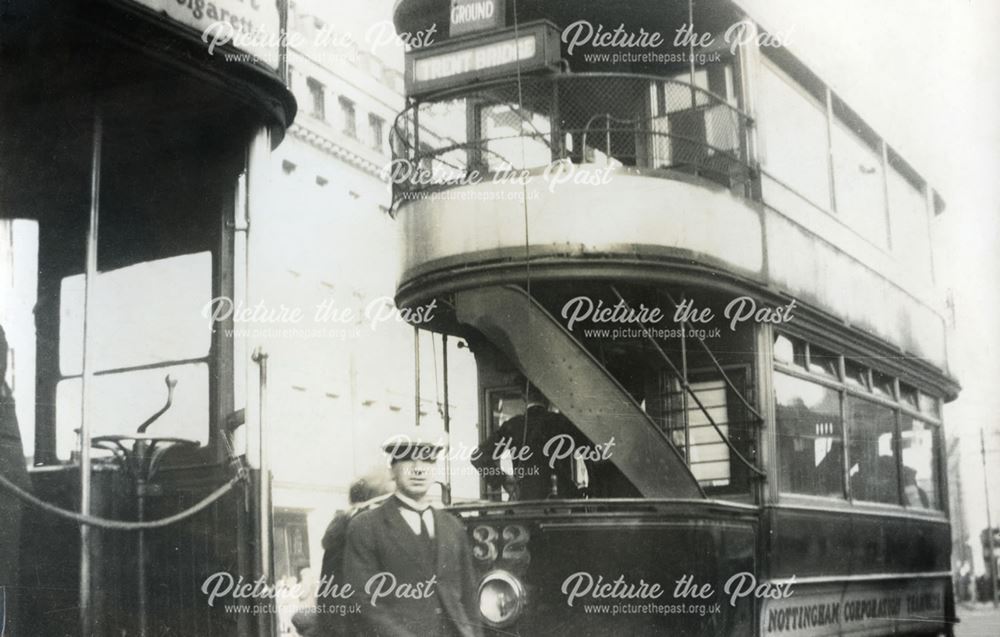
[274,510,311,583]
[339,96,356,138]
[306,77,325,121]
[369,113,385,151]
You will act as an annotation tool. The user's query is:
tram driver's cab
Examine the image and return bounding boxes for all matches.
[1,2,294,634]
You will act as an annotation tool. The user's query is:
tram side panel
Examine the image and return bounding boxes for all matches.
[760,507,953,636]
[462,507,757,636]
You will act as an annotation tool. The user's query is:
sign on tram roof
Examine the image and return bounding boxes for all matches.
[405,21,561,97]
[128,0,282,71]
[449,0,505,37]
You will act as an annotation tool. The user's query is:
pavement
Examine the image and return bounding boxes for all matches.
[955,603,1000,636]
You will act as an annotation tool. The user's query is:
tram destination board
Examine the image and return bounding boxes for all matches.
[405,21,561,97]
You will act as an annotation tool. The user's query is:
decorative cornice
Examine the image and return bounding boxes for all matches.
[287,123,388,181]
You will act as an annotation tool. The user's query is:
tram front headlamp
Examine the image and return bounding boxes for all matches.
[478,570,526,628]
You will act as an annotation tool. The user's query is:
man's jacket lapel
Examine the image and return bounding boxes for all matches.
[381,498,436,574]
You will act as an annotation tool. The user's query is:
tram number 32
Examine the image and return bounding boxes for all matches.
[472,524,530,566]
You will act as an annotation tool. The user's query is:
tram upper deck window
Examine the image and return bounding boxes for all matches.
[757,57,831,209]
[774,372,844,498]
[477,101,552,172]
[830,102,888,246]
[888,154,933,282]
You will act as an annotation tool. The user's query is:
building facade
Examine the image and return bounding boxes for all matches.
[260,1,479,595]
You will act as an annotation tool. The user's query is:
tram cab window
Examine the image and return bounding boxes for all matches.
[900,415,941,509]
[774,372,844,498]
[7,69,244,465]
[845,397,898,504]
[54,254,213,460]
[476,387,638,501]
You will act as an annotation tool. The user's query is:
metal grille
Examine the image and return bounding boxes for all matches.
[389,73,752,204]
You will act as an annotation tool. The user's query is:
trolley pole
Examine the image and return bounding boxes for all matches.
[414,326,421,428]
[79,104,103,637]
[982,427,999,607]
[442,334,452,505]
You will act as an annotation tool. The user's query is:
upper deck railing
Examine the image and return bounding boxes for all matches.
[388,73,754,205]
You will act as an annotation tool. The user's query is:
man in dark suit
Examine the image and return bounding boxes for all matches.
[472,385,591,500]
[343,440,482,637]
[293,471,392,636]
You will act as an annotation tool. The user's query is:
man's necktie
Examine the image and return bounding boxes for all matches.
[398,500,435,557]
[418,511,431,544]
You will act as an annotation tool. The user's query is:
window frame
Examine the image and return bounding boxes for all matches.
[339,96,357,139]
[368,113,385,152]
[306,76,326,121]
[771,331,945,517]
[660,363,756,497]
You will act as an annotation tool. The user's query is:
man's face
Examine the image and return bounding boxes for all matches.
[391,458,435,500]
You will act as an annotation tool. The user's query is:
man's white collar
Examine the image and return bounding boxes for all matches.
[394,492,432,512]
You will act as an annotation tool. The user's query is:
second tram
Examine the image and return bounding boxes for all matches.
[386,0,958,635]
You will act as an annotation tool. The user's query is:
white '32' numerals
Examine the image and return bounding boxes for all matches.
[471,524,530,566]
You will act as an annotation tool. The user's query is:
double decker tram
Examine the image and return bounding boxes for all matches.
[387,0,959,635]
[1,0,294,634]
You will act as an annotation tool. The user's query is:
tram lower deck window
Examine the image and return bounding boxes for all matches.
[773,333,946,510]
[774,372,844,497]
[900,415,941,509]
[845,397,898,504]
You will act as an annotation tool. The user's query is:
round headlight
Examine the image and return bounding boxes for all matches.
[478,570,526,628]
